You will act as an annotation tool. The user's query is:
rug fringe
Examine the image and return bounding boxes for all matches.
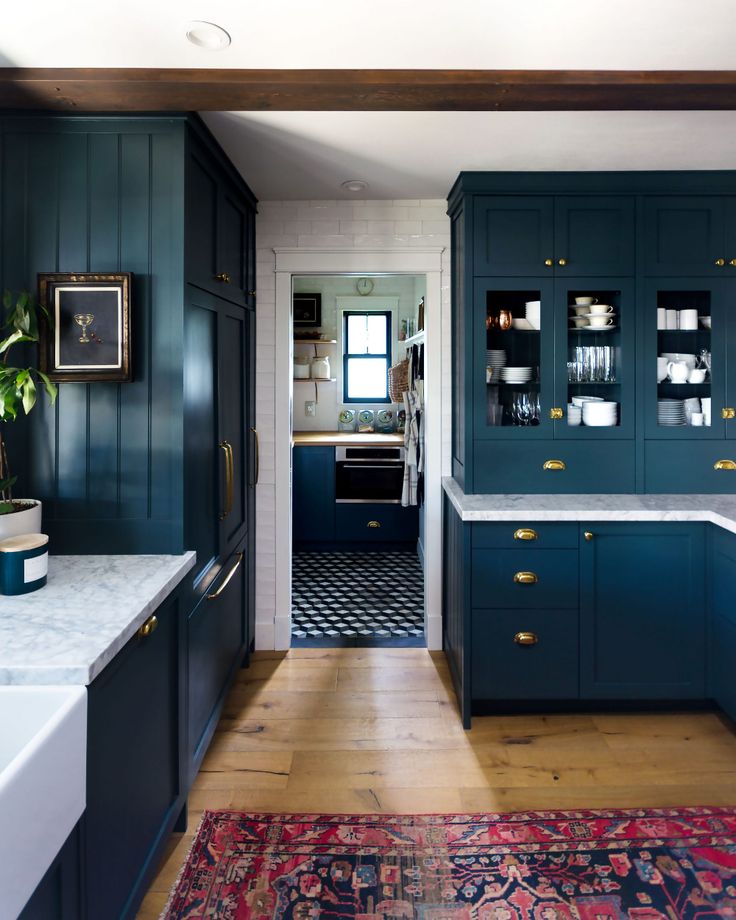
[159,811,209,920]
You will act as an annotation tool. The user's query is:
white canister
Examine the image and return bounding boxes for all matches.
[311,355,331,380]
[679,308,698,330]
[657,308,666,330]
[665,309,679,330]
[294,355,310,379]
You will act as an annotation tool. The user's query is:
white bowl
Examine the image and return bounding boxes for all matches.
[571,396,604,407]
[511,318,534,331]
[699,316,712,329]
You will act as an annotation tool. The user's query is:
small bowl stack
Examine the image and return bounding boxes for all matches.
[500,366,534,384]
[567,404,583,426]
[581,400,618,426]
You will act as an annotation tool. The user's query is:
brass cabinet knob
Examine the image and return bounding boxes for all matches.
[584,531,594,541]
[514,631,538,646]
[729,260,736,267]
[722,408,736,420]
[514,528,538,541]
[544,258,554,267]
[215,272,232,283]
[514,571,538,584]
[715,258,726,267]
[557,258,568,266]
[714,459,736,471]
[550,407,563,420]
[367,520,381,528]
[246,290,256,296]
[138,615,158,638]
[543,459,566,471]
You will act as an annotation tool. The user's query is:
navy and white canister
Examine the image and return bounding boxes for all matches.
[0,533,49,595]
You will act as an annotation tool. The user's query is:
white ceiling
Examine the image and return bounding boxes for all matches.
[4,0,736,199]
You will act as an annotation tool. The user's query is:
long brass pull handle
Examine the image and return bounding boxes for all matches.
[207,552,244,601]
[138,614,158,638]
[543,460,566,471]
[251,427,260,486]
[215,272,232,283]
[367,520,381,529]
[514,631,538,646]
[714,459,736,471]
[514,571,538,585]
[514,528,538,541]
[219,440,234,520]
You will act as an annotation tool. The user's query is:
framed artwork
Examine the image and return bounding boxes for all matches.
[37,273,132,382]
[293,293,322,327]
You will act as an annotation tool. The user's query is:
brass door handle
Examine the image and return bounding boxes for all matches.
[514,571,538,584]
[557,258,568,266]
[715,258,726,267]
[550,407,563,420]
[722,408,736,420]
[251,427,260,486]
[514,528,538,541]
[543,459,566,471]
[215,272,232,283]
[207,552,244,600]
[367,520,381,528]
[514,631,538,646]
[219,440,234,520]
[714,460,736,471]
[138,614,158,638]
[544,258,553,267]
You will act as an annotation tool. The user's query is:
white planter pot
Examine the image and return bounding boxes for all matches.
[0,500,42,541]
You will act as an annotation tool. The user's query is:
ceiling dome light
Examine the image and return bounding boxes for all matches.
[185,21,231,51]
[341,180,369,193]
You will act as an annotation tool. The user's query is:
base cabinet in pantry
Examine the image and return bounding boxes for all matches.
[710,528,736,721]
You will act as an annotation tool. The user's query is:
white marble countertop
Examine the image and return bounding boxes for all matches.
[0,553,196,686]
[443,477,736,534]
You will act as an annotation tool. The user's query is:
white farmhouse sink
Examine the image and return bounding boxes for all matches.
[0,686,87,920]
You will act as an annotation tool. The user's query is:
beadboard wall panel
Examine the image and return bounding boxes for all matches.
[0,118,185,552]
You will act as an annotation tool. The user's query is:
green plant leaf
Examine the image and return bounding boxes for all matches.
[21,375,36,414]
[37,371,57,405]
[0,475,17,492]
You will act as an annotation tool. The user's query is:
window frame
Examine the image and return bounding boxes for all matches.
[342,310,392,404]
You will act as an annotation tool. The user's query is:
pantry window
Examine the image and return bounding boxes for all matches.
[342,311,391,403]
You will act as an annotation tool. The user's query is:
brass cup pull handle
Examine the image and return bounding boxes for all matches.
[715,258,726,267]
[367,520,381,529]
[514,528,538,541]
[215,272,232,283]
[543,459,566,471]
[250,427,260,486]
[722,408,736,420]
[714,459,736,471]
[514,631,538,646]
[219,440,234,520]
[138,614,158,638]
[514,571,538,585]
[207,552,244,601]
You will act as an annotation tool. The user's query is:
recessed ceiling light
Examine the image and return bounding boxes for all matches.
[185,21,231,51]
[341,180,369,193]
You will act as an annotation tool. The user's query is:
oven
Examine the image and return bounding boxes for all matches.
[335,446,405,503]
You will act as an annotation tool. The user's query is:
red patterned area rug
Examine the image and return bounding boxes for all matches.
[162,808,736,919]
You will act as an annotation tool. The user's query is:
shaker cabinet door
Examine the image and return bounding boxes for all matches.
[643,196,726,276]
[554,196,635,277]
[474,196,554,276]
[580,523,706,699]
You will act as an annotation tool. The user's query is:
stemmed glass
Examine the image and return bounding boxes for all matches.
[74,312,94,344]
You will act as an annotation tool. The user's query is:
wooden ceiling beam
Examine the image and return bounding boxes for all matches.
[2,69,736,112]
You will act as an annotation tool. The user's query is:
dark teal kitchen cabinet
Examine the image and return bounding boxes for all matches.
[334,503,418,544]
[85,594,181,920]
[710,528,736,720]
[580,523,706,699]
[292,446,336,545]
[19,823,82,920]
[642,196,732,276]
[473,196,554,276]
[554,196,635,277]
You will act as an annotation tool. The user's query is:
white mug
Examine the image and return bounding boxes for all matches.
[666,309,679,330]
[657,308,667,330]
[575,296,598,306]
[589,304,614,315]
[679,309,698,330]
[657,357,668,382]
[667,361,689,383]
[688,368,706,384]
[588,315,614,328]
[691,413,704,427]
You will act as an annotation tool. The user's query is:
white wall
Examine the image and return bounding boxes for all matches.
[254,200,452,648]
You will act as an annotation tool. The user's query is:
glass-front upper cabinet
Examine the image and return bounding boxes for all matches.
[473,278,555,439]
[644,279,728,439]
[554,278,636,440]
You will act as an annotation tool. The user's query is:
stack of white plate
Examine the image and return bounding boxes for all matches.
[567,404,583,426]
[486,349,506,369]
[500,366,533,384]
[657,399,686,426]
[582,401,618,426]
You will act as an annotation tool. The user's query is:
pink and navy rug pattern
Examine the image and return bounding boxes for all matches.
[163,808,736,918]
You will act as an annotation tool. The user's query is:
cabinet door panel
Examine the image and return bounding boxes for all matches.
[186,150,218,293]
[473,522,579,550]
[644,441,736,492]
[472,608,579,699]
[334,503,418,543]
[580,524,705,698]
[218,188,247,298]
[219,305,249,554]
[555,196,635,276]
[643,196,725,276]
[292,446,336,544]
[474,196,554,276]
[472,548,579,609]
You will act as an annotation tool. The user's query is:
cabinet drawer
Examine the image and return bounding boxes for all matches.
[474,440,635,494]
[645,441,736,493]
[472,548,578,608]
[473,522,578,549]
[335,504,418,543]
[472,608,579,699]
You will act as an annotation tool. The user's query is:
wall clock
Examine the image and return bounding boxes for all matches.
[356,277,374,296]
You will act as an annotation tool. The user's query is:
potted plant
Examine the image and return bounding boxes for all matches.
[0,291,57,539]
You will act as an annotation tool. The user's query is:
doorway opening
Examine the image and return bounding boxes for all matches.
[290,273,427,647]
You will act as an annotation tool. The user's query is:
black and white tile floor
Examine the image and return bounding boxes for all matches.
[291,551,425,647]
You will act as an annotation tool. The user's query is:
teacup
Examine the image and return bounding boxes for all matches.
[691,413,704,427]
[588,304,614,315]
[688,368,706,384]
[588,315,614,328]
[667,361,689,383]
[573,305,590,316]
[575,296,598,306]
[570,316,587,328]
